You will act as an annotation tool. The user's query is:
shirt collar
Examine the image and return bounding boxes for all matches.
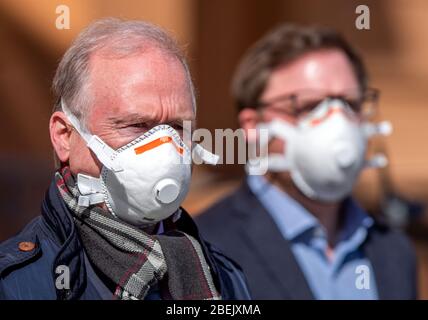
[247,175,318,240]
[247,175,373,242]
[337,197,374,242]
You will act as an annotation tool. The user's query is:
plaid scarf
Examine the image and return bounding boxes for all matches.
[55,167,221,300]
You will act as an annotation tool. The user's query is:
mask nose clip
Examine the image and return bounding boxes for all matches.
[155,178,180,204]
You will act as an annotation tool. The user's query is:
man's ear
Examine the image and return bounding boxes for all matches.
[49,111,72,163]
[238,108,260,142]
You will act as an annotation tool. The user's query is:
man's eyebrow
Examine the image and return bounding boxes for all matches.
[106,113,149,125]
[106,113,195,126]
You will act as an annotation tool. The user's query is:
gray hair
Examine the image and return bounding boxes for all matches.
[52,17,196,126]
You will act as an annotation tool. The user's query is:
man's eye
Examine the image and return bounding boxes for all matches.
[129,123,148,129]
[168,123,184,132]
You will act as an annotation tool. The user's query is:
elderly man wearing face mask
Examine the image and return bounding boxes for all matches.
[0,18,250,300]
[196,24,417,300]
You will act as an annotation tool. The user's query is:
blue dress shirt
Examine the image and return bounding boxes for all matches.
[247,175,378,300]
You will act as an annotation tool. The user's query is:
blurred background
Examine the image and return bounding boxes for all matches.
[0,0,427,297]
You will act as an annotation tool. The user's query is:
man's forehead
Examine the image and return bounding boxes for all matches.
[86,48,195,123]
[89,50,185,89]
[268,49,358,92]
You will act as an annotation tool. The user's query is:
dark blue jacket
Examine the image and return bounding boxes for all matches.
[196,182,418,300]
[0,180,251,300]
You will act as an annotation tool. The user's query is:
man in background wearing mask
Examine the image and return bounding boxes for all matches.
[0,18,250,300]
[196,24,417,300]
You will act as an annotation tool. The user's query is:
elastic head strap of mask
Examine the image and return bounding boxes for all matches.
[76,173,105,207]
[193,144,219,165]
[61,99,123,172]
[246,119,295,174]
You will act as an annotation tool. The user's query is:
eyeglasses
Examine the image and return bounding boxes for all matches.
[257,87,380,119]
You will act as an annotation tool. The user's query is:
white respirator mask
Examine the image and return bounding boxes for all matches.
[247,98,392,202]
[61,100,219,226]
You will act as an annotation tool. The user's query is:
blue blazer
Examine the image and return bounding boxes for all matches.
[196,182,418,300]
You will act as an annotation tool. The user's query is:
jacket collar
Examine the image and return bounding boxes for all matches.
[41,178,87,300]
[231,180,314,299]
[362,219,412,299]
